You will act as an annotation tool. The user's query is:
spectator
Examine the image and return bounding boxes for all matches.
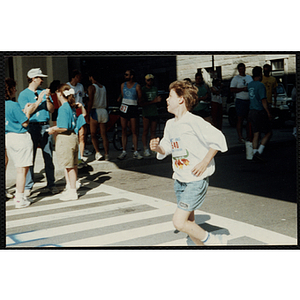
[141,74,161,157]
[211,78,223,131]
[248,66,272,162]
[67,70,91,166]
[150,80,228,245]
[18,68,58,197]
[261,64,278,108]
[192,72,212,123]
[5,77,43,208]
[86,71,109,161]
[117,69,143,160]
[230,63,253,143]
[48,84,81,201]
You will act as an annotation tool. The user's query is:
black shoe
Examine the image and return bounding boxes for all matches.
[253,152,265,163]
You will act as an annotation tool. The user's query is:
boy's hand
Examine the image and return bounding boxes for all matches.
[191,160,209,177]
[150,137,160,152]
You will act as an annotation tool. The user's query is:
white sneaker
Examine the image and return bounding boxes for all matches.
[204,233,228,246]
[133,151,143,160]
[59,190,78,201]
[14,197,31,209]
[117,151,127,160]
[144,149,151,157]
[105,154,109,161]
[6,191,14,199]
[83,149,92,156]
[95,152,103,161]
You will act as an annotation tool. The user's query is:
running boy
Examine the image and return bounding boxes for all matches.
[150,80,228,246]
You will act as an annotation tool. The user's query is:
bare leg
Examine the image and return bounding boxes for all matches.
[16,166,29,193]
[89,118,100,154]
[100,123,109,155]
[150,119,157,140]
[130,118,138,151]
[252,132,260,150]
[65,168,77,189]
[172,208,206,246]
[236,116,244,140]
[120,117,128,151]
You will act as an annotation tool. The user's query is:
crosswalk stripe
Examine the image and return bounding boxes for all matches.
[60,221,175,247]
[6,200,143,229]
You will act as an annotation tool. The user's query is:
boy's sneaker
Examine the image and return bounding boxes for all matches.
[133,151,143,160]
[14,197,31,209]
[6,191,14,199]
[204,233,228,246]
[59,190,78,201]
[118,151,127,160]
[95,152,103,161]
[144,149,151,157]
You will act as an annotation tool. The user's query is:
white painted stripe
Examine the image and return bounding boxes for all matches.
[6,201,143,229]
[61,221,175,246]
[6,195,119,217]
[7,206,174,244]
[155,238,188,246]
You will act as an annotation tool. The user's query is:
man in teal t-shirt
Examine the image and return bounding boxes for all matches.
[141,74,161,156]
[248,66,272,162]
[17,68,58,196]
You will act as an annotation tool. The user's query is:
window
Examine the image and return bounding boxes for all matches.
[271,59,284,76]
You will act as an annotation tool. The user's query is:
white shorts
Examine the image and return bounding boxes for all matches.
[5,132,33,168]
[90,108,108,123]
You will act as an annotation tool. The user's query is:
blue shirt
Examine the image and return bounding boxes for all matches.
[18,88,52,122]
[248,81,266,111]
[5,100,28,134]
[57,102,77,131]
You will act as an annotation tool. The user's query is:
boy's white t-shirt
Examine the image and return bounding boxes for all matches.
[67,82,85,105]
[157,112,228,182]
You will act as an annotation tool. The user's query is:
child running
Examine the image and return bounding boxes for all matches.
[150,80,228,246]
[48,84,83,201]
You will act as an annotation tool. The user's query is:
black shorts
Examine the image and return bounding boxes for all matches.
[248,109,272,134]
[119,105,139,119]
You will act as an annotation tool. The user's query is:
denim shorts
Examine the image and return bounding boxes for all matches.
[174,178,209,212]
[235,98,250,118]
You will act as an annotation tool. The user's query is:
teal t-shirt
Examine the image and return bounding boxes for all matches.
[5,100,28,134]
[18,88,52,122]
[141,86,159,117]
[57,102,77,131]
[248,81,266,111]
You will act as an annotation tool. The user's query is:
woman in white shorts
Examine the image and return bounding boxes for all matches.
[87,73,109,161]
[5,78,43,208]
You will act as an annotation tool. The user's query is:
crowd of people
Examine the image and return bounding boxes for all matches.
[5,64,282,216]
[5,63,291,245]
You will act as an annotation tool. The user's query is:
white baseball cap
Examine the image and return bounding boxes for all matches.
[27,68,48,78]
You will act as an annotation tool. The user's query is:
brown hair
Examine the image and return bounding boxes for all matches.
[169,80,198,111]
[57,83,76,108]
[5,78,16,100]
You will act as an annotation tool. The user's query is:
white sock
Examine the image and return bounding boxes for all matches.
[15,192,24,200]
[253,149,258,154]
[258,144,265,154]
[201,231,209,243]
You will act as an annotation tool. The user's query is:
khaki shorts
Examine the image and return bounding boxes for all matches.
[56,132,78,168]
[5,132,33,168]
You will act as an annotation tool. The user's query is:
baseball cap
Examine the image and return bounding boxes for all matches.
[27,68,48,78]
[145,74,154,80]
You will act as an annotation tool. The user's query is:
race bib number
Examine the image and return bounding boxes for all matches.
[120,104,128,113]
